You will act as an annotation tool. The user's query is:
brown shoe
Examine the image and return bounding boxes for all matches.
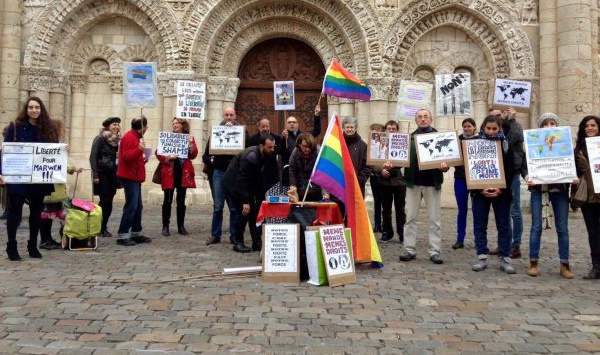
[560,262,574,279]
[510,247,522,259]
[206,236,221,245]
[488,248,499,256]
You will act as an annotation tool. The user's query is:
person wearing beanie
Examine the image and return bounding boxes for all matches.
[525,112,578,278]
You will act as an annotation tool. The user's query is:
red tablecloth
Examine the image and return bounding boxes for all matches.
[256,202,343,226]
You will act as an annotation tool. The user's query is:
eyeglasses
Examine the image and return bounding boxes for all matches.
[287,121,297,124]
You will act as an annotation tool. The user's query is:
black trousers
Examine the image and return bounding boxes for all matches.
[98,192,115,233]
[581,203,600,256]
[7,194,44,245]
[232,196,261,246]
[380,184,406,237]
[162,187,187,227]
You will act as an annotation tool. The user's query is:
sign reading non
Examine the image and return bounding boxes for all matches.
[1,143,68,184]
[463,139,506,189]
[157,132,189,159]
[262,224,300,283]
[209,125,246,155]
[435,73,472,116]
[367,132,410,167]
[176,80,206,120]
[318,224,355,287]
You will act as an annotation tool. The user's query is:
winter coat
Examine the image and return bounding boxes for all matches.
[156,137,198,190]
[116,129,146,182]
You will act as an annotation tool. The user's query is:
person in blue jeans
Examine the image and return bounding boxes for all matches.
[470,115,516,274]
[452,118,477,249]
[526,113,578,279]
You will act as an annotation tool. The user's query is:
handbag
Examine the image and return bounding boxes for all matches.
[152,164,162,184]
[571,176,588,208]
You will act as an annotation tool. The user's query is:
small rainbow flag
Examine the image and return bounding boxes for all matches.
[311,112,382,265]
[322,59,371,101]
[132,69,147,79]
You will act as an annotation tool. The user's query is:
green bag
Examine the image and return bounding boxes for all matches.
[305,230,328,286]
[63,202,102,239]
[43,184,68,204]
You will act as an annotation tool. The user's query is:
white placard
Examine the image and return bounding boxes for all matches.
[175,81,206,120]
[493,78,532,110]
[209,125,246,154]
[274,81,295,111]
[263,224,298,273]
[395,80,433,122]
[586,136,600,193]
[123,62,157,108]
[1,143,68,184]
[367,132,410,167]
[157,132,189,159]
[435,73,472,116]
[415,131,463,169]
[524,127,577,185]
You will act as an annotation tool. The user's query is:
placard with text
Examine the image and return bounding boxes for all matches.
[524,127,576,185]
[157,132,189,159]
[262,224,300,283]
[209,125,246,155]
[415,131,463,170]
[1,143,68,184]
[318,224,355,287]
[367,132,410,167]
[463,139,505,189]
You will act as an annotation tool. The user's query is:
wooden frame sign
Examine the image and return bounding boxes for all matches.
[262,224,300,283]
[414,131,463,170]
[318,224,355,287]
[367,132,410,167]
[209,125,246,155]
[492,78,531,113]
[463,139,506,189]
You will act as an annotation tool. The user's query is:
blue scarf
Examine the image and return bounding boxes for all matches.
[479,130,508,152]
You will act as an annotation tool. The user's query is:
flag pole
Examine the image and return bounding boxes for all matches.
[300,179,312,206]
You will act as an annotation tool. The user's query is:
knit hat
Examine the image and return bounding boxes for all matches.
[102,117,121,128]
[537,113,559,128]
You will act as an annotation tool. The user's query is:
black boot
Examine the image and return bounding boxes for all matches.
[584,254,600,279]
[373,224,382,233]
[27,241,42,259]
[178,226,189,235]
[176,205,188,235]
[233,242,251,253]
[6,242,21,261]
[162,226,170,237]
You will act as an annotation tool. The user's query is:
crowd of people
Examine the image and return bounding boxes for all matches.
[1,97,599,281]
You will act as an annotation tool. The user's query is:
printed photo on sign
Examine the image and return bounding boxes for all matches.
[123,62,157,108]
[157,132,189,159]
[524,127,576,184]
[274,81,295,111]
[176,80,206,120]
[209,125,246,155]
[493,78,531,111]
[463,139,505,189]
[318,225,354,278]
[367,132,410,167]
[395,80,433,122]
[435,73,472,116]
[415,131,463,170]
[586,136,600,193]
[1,143,68,184]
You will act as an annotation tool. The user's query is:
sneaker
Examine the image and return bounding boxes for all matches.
[399,251,416,262]
[499,256,516,274]
[380,232,393,243]
[117,238,136,246]
[472,256,488,271]
[429,254,444,264]
[131,235,152,244]
[40,239,61,250]
[452,241,464,249]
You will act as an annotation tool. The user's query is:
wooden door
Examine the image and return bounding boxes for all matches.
[236,38,327,138]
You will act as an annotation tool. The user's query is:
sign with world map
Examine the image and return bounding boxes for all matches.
[524,127,576,184]
[493,78,531,111]
[414,131,463,170]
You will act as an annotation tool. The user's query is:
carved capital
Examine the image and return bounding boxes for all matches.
[69,75,88,93]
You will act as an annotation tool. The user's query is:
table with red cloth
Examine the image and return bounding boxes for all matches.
[256,202,343,226]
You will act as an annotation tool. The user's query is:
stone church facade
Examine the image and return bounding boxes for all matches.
[0,0,597,202]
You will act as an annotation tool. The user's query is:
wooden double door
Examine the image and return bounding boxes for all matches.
[236,38,327,139]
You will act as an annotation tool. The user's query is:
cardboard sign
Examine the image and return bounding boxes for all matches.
[492,78,531,112]
[395,80,433,122]
[318,224,355,287]
[524,127,576,185]
[586,136,600,193]
[157,131,189,159]
[175,80,206,120]
[367,132,410,167]
[1,143,68,184]
[463,139,506,189]
[414,131,463,170]
[262,224,300,283]
[209,125,246,155]
[435,73,472,116]
[274,81,295,111]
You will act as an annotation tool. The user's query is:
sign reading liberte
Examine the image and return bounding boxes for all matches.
[1,143,68,184]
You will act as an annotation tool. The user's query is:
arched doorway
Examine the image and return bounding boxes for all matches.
[236,38,327,138]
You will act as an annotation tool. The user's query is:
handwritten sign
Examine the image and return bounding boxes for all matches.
[395,80,433,122]
[274,81,295,111]
[524,127,576,185]
[1,143,68,184]
[175,81,206,120]
[157,132,189,159]
[123,62,157,108]
[209,125,245,155]
[318,224,355,287]
[463,139,506,189]
[367,132,410,167]
[493,78,531,112]
[435,73,472,116]
[262,224,300,282]
[415,131,463,170]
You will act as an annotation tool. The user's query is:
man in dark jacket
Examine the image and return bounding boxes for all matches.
[246,117,285,192]
[281,105,322,184]
[224,134,277,252]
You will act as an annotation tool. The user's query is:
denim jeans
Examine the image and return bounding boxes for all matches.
[210,169,237,240]
[529,190,569,261]
[454,178,469,242]
[117,179,143,239]
[472,193,511,257]
[510,175,523,248]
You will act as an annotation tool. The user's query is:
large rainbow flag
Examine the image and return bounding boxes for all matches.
[322,59,371,101]
[310,112,382,265]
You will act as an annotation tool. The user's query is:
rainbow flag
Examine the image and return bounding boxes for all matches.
[311,112,382,265]
[322,59,371,101]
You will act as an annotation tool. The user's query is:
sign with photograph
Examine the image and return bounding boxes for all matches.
[262,224,300,282]
[435,73,472,116]
[157,132,189,159]
[274,81,295,111]
[1,143,68,184]
[493,78,532,112]
[318,224,355,287]
[123,62,157,108]
[175,81,206,120]
[395,80,433,122]
[209,125,246,155]
[524,127,576,185]
[463,139,506,189]
[367,132,410,167]
[415,131,463,170]
[586,136,600,193]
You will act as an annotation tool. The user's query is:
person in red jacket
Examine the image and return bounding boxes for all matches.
[156,118,198,237]
[116,116,151,246]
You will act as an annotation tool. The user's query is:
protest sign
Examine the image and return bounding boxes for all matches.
[274,81,295,110]
[492,78,531,112]
[1,143,68,184]
[318,224,355,287]
[415,131,463,170]
[262,224,300,283]
[463,139,506,189]
[435,73,472,116]
[395,80,433,122]
[524,127,576,185]
[157,132,189,159]
[586,136,600,193]
[175,81,206,120]
[367,132,410,167]
[209,125,246,155]
[123,62,157,108]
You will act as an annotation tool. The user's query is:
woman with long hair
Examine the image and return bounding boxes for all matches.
[156,118,198,236]
[0,97,59,261]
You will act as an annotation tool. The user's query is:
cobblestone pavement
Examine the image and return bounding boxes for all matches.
[1,200,599,354]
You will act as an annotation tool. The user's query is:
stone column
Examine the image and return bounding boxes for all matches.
[539,0,558,116]
[0,1,21,122]
[556,0,594,123]
[49,92,65,122]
